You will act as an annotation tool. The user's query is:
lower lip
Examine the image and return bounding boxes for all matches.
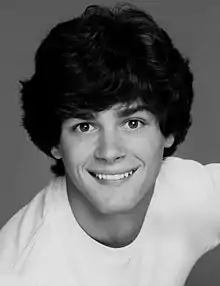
[89,169,138,186]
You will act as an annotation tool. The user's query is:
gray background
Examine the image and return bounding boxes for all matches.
[0,0,220,285]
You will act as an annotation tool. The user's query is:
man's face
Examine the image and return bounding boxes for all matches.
[53,101,174,215]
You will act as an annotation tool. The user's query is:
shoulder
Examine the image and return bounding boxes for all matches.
[161,156,220,231]
[162,156,204,172]
[160,156,211,188]
[0,179,57,269]
[161,156,220,190]
[204,162,220,191]
[157,156,220,213]
[158,157,220,250]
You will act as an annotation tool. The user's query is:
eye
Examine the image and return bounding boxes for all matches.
[72,119,147,133]
[123,119,147,130]
[72,122,96,133]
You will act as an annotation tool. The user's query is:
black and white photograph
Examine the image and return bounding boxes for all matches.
[0,1,220,285]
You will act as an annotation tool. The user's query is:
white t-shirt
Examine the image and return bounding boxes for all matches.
[0,157,220,286]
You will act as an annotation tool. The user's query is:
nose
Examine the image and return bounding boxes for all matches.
[94,130,126,164]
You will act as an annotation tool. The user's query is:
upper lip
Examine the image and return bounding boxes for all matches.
[88,167,139,175]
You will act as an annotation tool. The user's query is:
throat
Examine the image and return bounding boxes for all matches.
[90,217,144,248]
[93,235,138,248]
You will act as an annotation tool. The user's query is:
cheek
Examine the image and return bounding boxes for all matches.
[131,131,165,158]
[61,137,92,169]
[140,136,165,185]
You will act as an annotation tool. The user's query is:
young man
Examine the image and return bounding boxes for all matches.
[0,2,219,286]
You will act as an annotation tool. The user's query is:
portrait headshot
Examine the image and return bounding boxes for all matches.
[0,1,220,285]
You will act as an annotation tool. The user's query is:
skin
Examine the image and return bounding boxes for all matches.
[52,101,174,247]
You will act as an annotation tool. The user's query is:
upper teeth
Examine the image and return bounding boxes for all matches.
[95,169,136,180]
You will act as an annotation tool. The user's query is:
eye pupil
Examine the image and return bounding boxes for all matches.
[79,123,90,132]
[129,120,138,129]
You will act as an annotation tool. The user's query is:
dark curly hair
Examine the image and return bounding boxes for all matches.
[19,2,194,177]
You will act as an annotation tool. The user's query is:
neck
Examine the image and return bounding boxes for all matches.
[66,177,154,247]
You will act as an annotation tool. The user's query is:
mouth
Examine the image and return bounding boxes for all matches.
[88,167,139,186]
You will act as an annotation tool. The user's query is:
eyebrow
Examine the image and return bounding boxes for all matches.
[73,105,148,120]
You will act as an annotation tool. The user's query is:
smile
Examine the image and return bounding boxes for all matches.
[88,167,139,185]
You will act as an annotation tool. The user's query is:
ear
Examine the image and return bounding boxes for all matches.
[51,146,62,160]
[164,135,175,148]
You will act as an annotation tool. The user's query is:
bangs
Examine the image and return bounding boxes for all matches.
[56,69,156,120]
